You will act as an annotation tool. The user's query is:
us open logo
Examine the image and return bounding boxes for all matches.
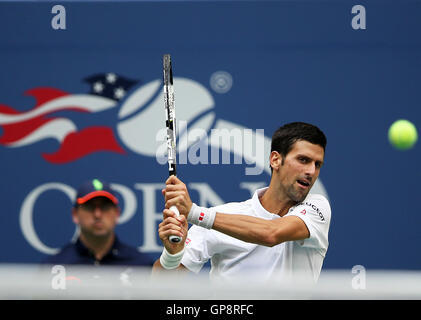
[0,73,264,175]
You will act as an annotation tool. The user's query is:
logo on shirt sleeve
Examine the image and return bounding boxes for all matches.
[298,201,325,221]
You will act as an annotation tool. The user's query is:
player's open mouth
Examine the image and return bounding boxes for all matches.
[297,180,310,188]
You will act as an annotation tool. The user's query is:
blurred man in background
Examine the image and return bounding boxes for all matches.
[44,178,153,267]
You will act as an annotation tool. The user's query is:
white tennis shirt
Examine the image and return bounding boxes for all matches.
[181,187,331,283]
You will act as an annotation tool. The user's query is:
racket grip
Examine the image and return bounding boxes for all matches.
[169,205,182,243]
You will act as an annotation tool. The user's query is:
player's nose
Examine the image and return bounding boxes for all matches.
[93,207,103,218]
[304,163,316,177]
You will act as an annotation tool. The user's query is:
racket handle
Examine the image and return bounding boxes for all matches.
[169,205,182,243]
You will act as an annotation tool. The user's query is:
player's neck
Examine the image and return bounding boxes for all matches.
[261,183,296,217]
[80,232,115,261]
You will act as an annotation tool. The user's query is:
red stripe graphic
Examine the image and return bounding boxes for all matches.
[25,87,69,107]
[0,87,70,144]
[0,104,21,115]
[42,126,126,164]
[0,116,54,144]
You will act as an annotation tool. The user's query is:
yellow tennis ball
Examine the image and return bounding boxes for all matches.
[388,119,418,150]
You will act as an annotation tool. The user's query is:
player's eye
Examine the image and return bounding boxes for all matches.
[80,202,114,212]
[298,156,308,163]
[80,203,95,211]
[99,203,114,211]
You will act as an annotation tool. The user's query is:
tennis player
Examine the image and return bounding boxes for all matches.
[153,122,331,283]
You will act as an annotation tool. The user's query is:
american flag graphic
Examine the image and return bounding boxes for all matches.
[0,73,138,164]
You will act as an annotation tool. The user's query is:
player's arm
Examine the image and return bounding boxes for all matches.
[212,213,309,247]
[164,175,309,247]
[152,258,188,271]
[152,209,190,274]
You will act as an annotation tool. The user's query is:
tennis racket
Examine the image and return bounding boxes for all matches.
[163,54,182,243]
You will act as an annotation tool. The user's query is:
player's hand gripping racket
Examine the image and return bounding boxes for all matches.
[163,54,182,243]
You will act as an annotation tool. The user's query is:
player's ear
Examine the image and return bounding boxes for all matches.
[71,208,79,224]
[270,151,283,171]
[113,206,121,223]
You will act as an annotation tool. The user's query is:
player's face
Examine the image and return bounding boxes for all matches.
[73,197,119,238]
[278,140,324,203]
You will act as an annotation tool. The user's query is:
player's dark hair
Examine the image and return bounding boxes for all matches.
[271,122,327,167]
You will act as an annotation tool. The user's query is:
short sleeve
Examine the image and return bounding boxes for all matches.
[181,225,218,273]
[285,194,331,255]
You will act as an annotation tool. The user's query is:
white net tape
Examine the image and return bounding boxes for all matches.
[1,264,420,300]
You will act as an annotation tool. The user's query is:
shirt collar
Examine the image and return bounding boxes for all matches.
[251,187,280,219]
[75,235,121,260]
